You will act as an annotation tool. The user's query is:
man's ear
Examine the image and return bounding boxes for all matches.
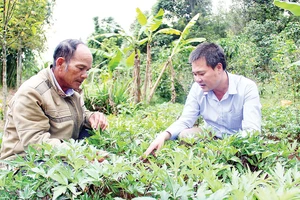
[216,63,223,71]
[56,57,65,68]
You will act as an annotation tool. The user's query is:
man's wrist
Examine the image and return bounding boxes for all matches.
[160,131,171,140]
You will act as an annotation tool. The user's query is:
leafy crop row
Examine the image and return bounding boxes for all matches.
[0,103,299,199]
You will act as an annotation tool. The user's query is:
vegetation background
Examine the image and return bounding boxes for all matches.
[0,0,299,199]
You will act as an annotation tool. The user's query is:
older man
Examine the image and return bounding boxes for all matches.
[1,39,108,160]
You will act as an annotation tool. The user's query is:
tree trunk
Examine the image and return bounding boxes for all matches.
[148,58,171,103]
[169,61,176,103]
[133,48,141,104]
[2,34,8,122]
[143,43,151,101]
[17,42,22,88]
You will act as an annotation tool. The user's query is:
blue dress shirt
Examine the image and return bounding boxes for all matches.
[166,72,262,139]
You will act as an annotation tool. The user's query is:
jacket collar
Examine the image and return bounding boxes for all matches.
[48,66,75,97]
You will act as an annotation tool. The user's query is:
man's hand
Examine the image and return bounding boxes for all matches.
[89,112,108,130]
[143,131,171,157]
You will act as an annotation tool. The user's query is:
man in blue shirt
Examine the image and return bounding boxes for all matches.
[144,42,261,157]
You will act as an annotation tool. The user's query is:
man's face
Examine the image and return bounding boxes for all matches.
[55,44,93,92]
[191,57,223,92]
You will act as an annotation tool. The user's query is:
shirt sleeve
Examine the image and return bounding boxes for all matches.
[241,81,262,133]
[166,83,201,140]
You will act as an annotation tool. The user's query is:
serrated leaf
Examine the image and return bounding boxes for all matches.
[67,183,81,195]
[50,172,68,185]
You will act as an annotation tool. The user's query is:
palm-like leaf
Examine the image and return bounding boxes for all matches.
[274,0,300,16]
[171,13,202,57]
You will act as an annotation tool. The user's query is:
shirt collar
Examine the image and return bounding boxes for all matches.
[227,72,237,95]
[206,71,237,100]
[50,66,74,96]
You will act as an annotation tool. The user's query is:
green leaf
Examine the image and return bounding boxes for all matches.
[50,172,68,185]
[108,49,122,72]
[138,38,148,45]
[149,9,164,32]
[154,8,164,19]
[31,26,36,35]
[90,48,111,58]
[180,13,200,40]
[229,156,243,165]
[136,8,147,26]
[289,60,300,66]
[67,183,81,195]
[274,0,300,16]
[52,185,67,200]
[154,28,181,36]
[18,185,36,199]
[132,197,157,200]
[170,13,200,57]
[149,17,162,32]
[184,38,206,45]
[126,51,135,67]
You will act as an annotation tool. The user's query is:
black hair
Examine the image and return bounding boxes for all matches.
[189,42,227,70]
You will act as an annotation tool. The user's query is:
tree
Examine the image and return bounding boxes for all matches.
[273,0,300,103]
[0,0,55,120]
[227,0,285,34]
[0,0,16,120]
[13,0,53,88]
[152,0,225,41]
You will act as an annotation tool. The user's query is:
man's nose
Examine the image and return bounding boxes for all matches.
[81,71,88,78]
[195,75,202,82]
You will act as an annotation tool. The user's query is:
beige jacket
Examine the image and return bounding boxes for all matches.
[0,67,94,160]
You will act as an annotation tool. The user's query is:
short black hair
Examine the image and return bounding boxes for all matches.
[189,42,227,70]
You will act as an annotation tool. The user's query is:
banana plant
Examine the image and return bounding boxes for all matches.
[148,13,206,103]
[136,8,181,101]
[90,25,148,104]
[92,8,182,104]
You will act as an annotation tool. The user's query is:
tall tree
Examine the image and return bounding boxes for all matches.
[0,0,55,121]
[1,0,16,121]
[152,0,224,41]
[13,0,53,88]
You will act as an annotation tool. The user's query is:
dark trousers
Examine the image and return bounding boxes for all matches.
[77,128,92,140]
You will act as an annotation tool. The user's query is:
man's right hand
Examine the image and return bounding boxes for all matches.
[143,131,171,157]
